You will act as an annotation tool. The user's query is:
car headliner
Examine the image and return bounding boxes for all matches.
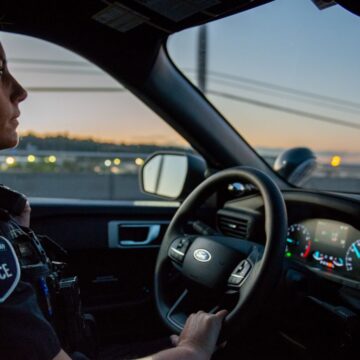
[1,0,273,86]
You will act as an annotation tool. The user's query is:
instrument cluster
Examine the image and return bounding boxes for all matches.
[286,219,360,282]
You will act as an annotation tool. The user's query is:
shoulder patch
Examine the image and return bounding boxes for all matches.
[0,236,20,303]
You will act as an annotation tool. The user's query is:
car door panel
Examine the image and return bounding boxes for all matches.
[29,200,178,342]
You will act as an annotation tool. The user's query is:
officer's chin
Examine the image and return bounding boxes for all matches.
[0,135,19,151]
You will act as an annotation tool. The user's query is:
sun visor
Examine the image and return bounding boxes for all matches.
[312,0,360,16]
[311,0,337,10]
[93,0,273,34]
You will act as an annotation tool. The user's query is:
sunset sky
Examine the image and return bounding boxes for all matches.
[1,32,188,146]
[1,0,360,154]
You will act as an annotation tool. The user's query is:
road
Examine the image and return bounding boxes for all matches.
[0,171,359,201]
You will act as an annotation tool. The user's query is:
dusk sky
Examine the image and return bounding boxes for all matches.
[0,31,188,146]
[169,0,360,154]
[1,0,360,155]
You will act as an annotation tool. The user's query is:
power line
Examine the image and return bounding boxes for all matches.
[26,87,125,92]
[208,77,360,116]
[208,89,360,131]
[209,70,360,110]
[183,68,360,111]
[12,67,102,75]
[25,85,360,131]
[12,58,360,113]
[10,59,360,112]
[8,58,91,67]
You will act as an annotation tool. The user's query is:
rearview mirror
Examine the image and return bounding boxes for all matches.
[140,152,206,200]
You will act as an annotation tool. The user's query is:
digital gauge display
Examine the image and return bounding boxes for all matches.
[286,219,360,284]
[310,221,348,270]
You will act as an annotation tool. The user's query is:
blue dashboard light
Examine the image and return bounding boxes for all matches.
[333,257,344,267]
[352,243,360,259]
[313,251,323,261]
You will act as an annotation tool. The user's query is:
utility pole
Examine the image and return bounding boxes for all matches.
[197,25,208,94]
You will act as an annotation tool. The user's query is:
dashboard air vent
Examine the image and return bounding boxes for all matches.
[218,214,249,239]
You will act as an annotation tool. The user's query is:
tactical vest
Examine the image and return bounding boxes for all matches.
[0,209,89,354]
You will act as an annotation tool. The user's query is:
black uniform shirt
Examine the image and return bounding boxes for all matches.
[0,213,61,359]
[0,280,61,360]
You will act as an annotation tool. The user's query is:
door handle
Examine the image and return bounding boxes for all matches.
[108,221,168,248]
[119,224,161,246]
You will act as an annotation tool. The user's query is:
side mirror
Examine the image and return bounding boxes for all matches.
[140,152,206,200]
[273,147,317,186]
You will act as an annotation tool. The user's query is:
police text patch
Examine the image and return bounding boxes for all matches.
[0,236,20,303]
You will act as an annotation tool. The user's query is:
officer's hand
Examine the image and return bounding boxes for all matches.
[13,200,31,227]
[171,310,227,359]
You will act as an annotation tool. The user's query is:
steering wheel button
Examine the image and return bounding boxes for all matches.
[235,260,251,277]
[228,274,244,286]
[169,247,185,262]
[239,266,251,278]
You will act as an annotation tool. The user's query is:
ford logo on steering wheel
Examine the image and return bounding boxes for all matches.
[193,249,212,262]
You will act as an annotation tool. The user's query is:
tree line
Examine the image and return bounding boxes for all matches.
[18,132,190,154]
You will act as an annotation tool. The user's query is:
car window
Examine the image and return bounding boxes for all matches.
[0,32,191,201]
[168,0,360,193]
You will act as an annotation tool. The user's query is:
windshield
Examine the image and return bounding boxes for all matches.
[167,0,360,193]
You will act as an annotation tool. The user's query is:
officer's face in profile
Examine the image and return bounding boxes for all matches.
[0,43,27,150]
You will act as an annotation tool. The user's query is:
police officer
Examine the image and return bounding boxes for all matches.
[0,42,227,360]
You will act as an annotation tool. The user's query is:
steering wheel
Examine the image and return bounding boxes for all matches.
[154,166,287,334]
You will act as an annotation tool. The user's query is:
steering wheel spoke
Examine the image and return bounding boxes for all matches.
[166,289,189,331]
[167,288,227,331]
[227,244,263,290]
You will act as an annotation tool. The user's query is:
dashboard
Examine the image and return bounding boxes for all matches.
[221,189,360,289]
[287,219,360,284]
[218,189,360,354]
